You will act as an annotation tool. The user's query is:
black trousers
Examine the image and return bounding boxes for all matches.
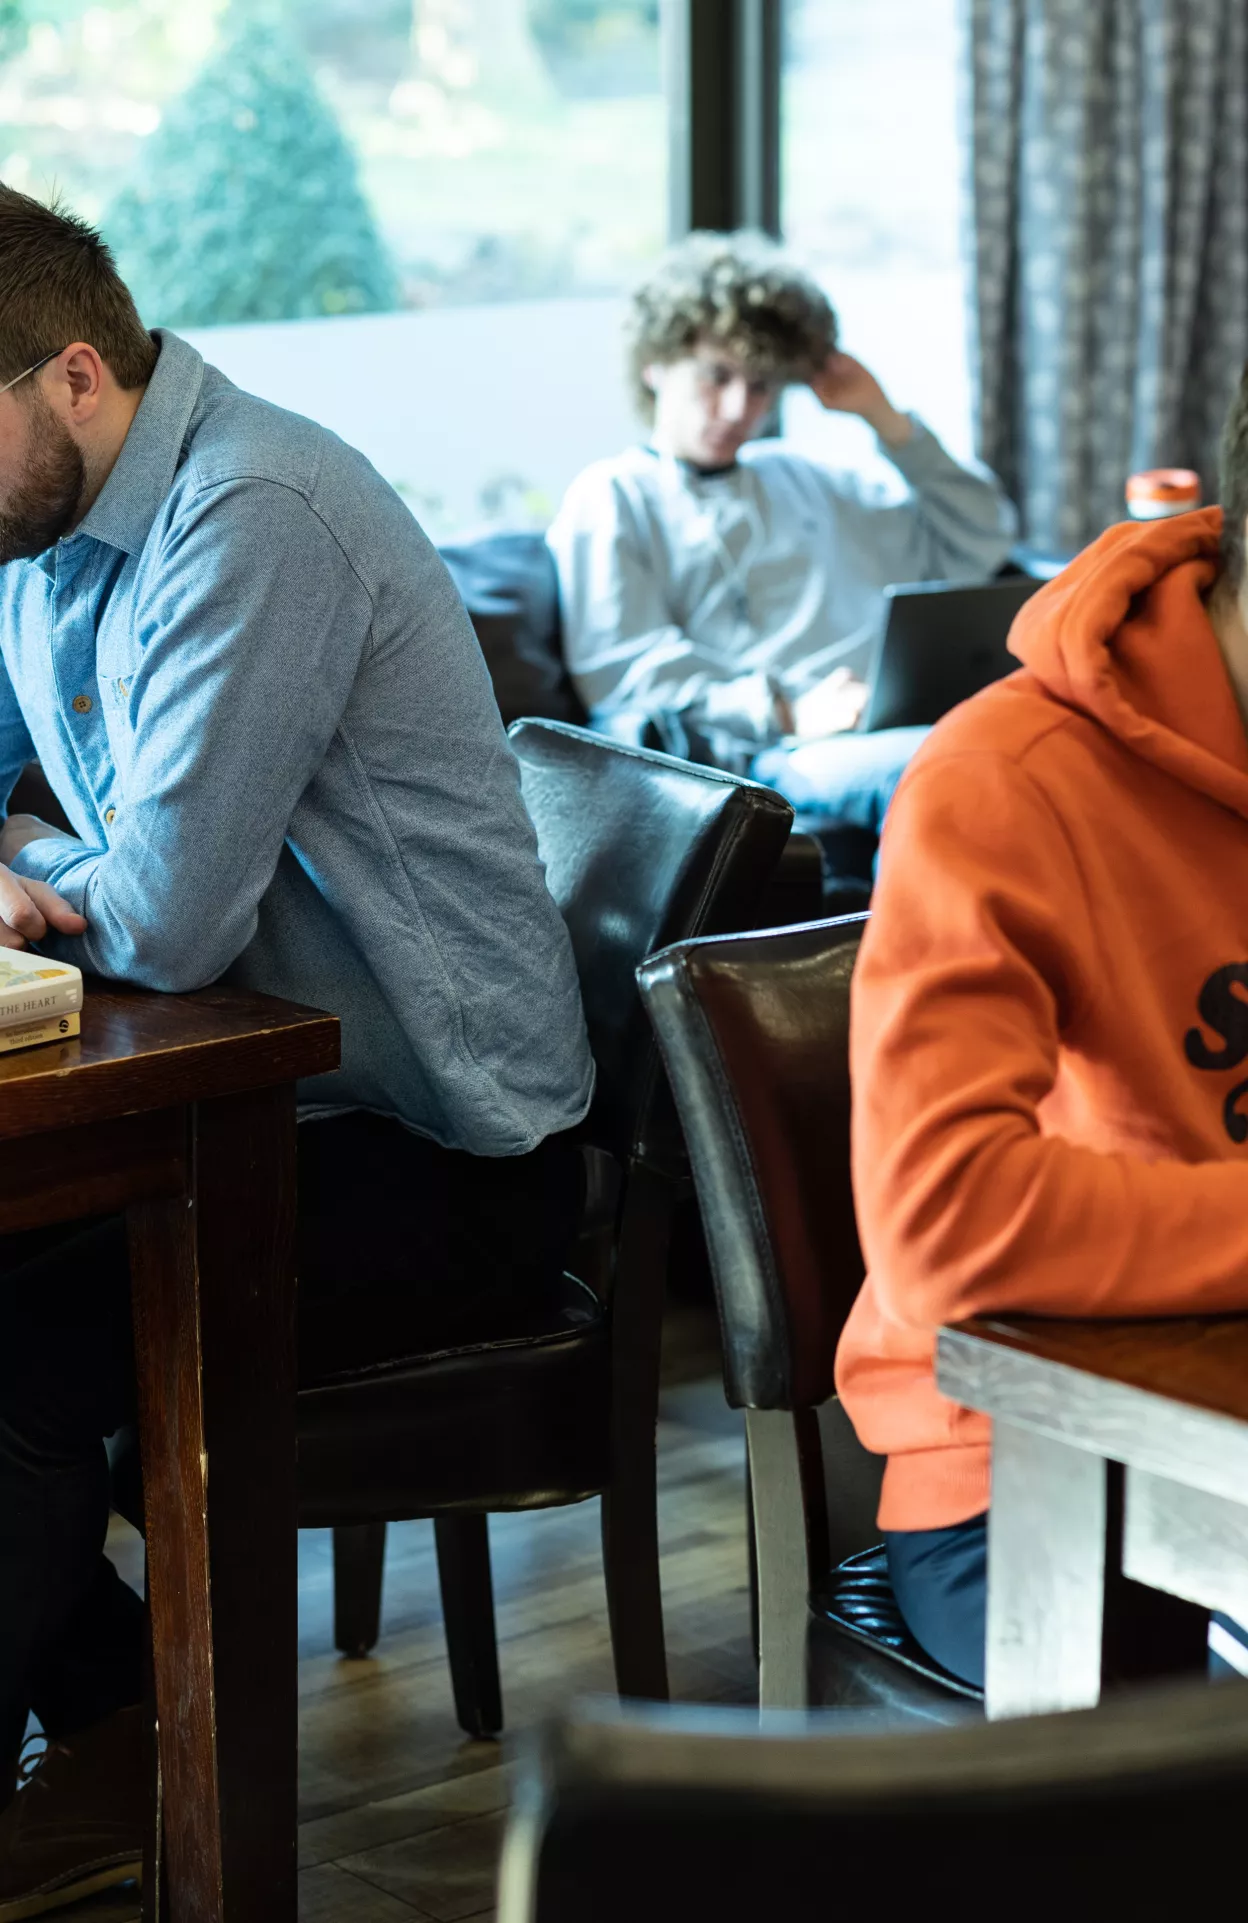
[0,1113,584,1783]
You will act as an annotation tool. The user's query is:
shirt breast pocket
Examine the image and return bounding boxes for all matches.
[99,671,138,783]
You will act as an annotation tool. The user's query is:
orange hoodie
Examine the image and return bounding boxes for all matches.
[836,507,1248,1532]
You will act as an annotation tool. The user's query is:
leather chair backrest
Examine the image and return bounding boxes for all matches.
[441,530,586,727]
[499,1690,1248,1923]
[508,719,795,1169]
[637,915,868,1410]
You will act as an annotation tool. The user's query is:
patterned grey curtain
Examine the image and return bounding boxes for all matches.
[963,0,1248,556]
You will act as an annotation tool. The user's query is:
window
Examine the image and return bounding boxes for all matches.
[0,1,667,534]
[780,0,971,470]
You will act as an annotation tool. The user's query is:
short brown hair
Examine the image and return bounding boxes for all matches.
[0,186,157,391]
[626,230,838,421]
[1219,365,1248,593]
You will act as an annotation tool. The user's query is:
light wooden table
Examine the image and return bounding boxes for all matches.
[0,981,339,1921]
[936,1315,1248,1719]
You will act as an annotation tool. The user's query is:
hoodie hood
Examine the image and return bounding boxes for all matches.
[1007,506,1248,821]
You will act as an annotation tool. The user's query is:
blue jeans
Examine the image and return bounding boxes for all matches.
[886,1512,1248,1691]
[751,727,928,887]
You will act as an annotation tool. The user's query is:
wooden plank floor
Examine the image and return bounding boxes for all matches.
[67,1306,754,1922]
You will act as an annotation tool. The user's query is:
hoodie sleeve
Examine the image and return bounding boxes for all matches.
[547,467,787,746]
[822,418,1018,586]
[852,747,1248,1331]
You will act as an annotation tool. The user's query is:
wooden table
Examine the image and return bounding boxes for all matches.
[0,981,339,1922]
[936,1315,1248,1721]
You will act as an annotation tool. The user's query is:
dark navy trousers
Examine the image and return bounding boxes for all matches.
[886,1512,1248,1691]
[885,1514,989,1689]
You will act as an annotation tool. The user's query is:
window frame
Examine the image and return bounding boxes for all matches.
[664,0,782,238]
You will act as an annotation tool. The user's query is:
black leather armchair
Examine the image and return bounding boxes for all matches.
[498,1688,1248,1923]
[299,721,798,1734]
[637,915,981,1721]
[440,530,586,728]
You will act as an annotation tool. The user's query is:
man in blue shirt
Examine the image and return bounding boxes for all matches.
[0,187,594,1914]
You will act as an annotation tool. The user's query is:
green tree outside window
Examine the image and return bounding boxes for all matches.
[105,11,399,329]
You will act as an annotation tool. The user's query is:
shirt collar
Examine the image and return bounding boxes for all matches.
[72,330,206,558]
[642,443,740,483]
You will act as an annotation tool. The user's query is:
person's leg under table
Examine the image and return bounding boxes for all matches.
[0,1216,145,1915]
[0,1218,142,1786]
[885,1513,988,1692]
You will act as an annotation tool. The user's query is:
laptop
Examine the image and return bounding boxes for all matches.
[860,575,1044,733]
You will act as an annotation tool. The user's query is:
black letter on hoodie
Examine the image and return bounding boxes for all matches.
[1226,1078,1248,1144]
[1184,964,1248,1071]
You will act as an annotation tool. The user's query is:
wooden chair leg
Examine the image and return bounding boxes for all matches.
[745,1408,824,1711]
[435,1515,503,1739]
[601,1473,668,1700]
[332,1523,387,1658]
[601,1160,671,1702]
[141,1576,165,1923]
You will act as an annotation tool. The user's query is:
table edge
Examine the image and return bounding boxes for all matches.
[936,1323,1248,1505]
[0,1011,340,1141]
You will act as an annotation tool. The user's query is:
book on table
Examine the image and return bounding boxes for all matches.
[0,950,83,1054]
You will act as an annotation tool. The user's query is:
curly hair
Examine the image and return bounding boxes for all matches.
[1219,363,1248,593]
[626,230,838,422]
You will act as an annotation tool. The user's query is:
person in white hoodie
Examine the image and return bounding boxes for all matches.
[548,231,1018,890]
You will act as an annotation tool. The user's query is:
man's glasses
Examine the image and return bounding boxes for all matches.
[0,348,63,399]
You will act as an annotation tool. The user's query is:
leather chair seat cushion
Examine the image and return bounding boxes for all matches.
[296,1271,611,1525]
[807,1545,984,1718]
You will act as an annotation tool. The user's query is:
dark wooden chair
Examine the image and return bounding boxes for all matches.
[637,914,981,1722]
[498,1686,1248,1923]
[297,720,799,1735]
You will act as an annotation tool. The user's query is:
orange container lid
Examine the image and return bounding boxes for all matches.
[1126,468,1201,504]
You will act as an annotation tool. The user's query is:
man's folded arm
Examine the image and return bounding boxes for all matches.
[853,753,1248,1334]
[10,478,370,988]
[549,488,786,743]
[0,662,40,822]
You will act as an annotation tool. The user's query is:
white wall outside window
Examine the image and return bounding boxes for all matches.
[780,0,971,475]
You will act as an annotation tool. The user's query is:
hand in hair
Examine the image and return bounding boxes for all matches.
[809,351,913,447]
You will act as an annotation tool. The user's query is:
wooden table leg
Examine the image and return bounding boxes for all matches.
[129,1086,298,1923]
[1122,1466,1248,1624]
[985,1422,1106,1720]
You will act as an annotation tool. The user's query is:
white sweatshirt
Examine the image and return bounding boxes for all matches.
[547,420,1018,748]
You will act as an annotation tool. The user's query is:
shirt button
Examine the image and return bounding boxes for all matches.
[72,695,92,714]
[104,808,116,826]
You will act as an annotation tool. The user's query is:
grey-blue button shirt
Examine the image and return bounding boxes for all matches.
[0,331,594,1153]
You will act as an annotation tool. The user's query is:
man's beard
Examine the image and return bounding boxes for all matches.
[0,394,85,566]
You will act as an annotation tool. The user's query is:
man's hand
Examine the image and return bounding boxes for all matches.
[790,667,869,741]
[0,816,86,949]
[809,351,913,448]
